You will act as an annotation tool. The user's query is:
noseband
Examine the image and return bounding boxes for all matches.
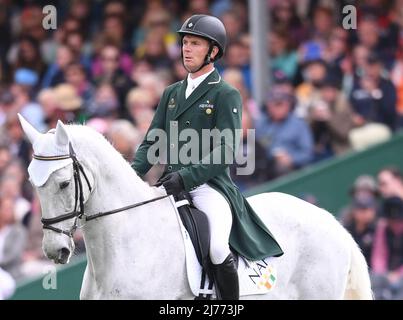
[36,142,169,237]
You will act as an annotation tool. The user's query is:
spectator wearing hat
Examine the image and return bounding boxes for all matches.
[344,195,377,266]
[339,174,379,225]
[53,83,85,123]
[255,87,313,178]
[371,196,403,300]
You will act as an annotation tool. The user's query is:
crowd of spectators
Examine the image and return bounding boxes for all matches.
[341,168,403,300]
[0,0,402,299]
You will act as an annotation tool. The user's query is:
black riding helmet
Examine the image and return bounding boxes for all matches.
[177,14,227,72]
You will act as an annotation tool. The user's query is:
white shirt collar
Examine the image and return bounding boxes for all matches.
[186,68,215,99]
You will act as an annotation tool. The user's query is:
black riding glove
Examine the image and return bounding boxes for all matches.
[156,172,184,196]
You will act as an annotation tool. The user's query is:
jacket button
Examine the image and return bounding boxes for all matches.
[168,165,172,171]
[186,120,190,125]
[172,121,177,126]
[170,143,175,148]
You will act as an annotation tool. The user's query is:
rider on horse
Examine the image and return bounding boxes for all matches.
[131,14,283,300]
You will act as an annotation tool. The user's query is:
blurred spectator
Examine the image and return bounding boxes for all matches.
[64,31,93,70]
[87,83,119,120]
[0,145,12,176]
[135,71,166,107]
[220,9,244,43]
[2,113,32,168]
[297,6,334,67]
[7,35,47,86]
[0,196,27,280]
[135,28,174,70]
[349,52,397,131]
[295,59,328,118]
[230,106,270,191]
[0,89,15,127]
[92,44,133,116]
[64,62,95,108]
[0,173,31,226]
[20,193,53,279]
[308,75,355,160]
[339,174,379,225]
[322,27,349,85]
[390,45,403,128]
[130,58,154,85]
[269,29,298,81]
[41,45,74,88]
[68,0,94,38]
[221,39,252,92]
[222,68,259,121]
[344,196,377,265]
[371,196,403,299]
[355,14,395,70]
[53,83,85,123]
[9,82,46,132]
[377,167,403,199]
[37,88,68,130]
[106,119,142,162]
[270,0,308,48]
[256,87,313,178]
[126,87,156,126]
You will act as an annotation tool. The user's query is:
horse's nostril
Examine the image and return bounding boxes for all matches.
[58,247,70,262]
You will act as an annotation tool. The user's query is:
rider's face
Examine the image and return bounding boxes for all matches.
[182,35,210,73]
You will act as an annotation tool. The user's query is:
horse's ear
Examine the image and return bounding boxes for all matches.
[55,120,69,146]
[18,113,41,145]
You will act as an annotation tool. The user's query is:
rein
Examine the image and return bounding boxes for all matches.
[37,142,169,237]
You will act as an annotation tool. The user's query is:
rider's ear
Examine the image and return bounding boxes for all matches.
[55,120,69,146]
[18,113,41,145]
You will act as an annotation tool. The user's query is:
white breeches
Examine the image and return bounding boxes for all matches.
[189,183,232,264]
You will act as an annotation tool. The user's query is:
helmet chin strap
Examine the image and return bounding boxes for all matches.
[182,43,215,74]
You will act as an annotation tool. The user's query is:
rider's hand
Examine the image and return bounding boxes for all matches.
[155,172,184,196]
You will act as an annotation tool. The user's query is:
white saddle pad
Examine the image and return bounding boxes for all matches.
[169,196,277,298]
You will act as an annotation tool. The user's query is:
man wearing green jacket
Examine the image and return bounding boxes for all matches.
[131,14,283,300]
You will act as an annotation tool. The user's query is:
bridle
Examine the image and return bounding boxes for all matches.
[36,142,169,237]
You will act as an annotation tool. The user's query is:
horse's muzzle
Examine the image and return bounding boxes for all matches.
[55,247,71,264]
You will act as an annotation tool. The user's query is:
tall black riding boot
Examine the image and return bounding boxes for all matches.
[213,253,239,300]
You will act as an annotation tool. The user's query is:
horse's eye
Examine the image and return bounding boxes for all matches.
[60,181,70,190]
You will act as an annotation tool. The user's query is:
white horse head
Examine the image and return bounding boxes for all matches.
[19,115,96,263]
[19,114,373,299]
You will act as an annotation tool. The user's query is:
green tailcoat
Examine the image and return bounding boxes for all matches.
[132,70,283,260]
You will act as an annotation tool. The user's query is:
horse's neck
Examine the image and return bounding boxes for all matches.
[78,143,185,293]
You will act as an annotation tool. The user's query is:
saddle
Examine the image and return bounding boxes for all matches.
[173,192,276,299]
[174,192,212,280]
